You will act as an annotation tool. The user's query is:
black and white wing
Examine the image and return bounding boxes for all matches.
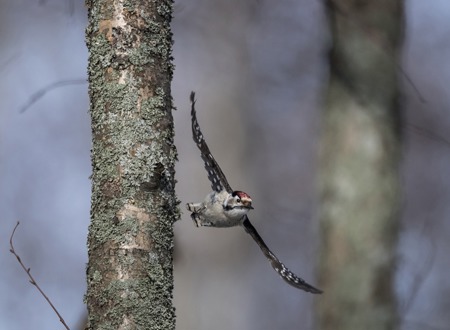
[190,92,233,193]
[242,217,323,294]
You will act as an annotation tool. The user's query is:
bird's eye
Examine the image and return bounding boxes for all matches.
[236,198,241,203]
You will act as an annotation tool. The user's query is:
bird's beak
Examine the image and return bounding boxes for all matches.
[242,198,253,209]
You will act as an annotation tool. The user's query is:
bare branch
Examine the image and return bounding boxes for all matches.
[9,222,71,330]
[19,79,86,113]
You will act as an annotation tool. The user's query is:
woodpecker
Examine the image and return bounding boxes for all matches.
[186,92,322,294]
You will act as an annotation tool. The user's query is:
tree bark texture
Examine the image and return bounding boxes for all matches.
[318,1,403,329]
[85,1,177,329]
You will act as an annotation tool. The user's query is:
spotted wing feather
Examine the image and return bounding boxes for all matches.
[242,217,322,294]
[190,92,233,193]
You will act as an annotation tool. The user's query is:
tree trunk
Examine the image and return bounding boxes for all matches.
[318,1,403,329]
[85,1,177,329]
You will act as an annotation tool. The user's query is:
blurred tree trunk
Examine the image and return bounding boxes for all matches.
[85,1,177,329]
[318,1,403,329]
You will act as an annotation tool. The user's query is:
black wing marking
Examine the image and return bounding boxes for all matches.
[242,217,323,294]
[190,92,233,193]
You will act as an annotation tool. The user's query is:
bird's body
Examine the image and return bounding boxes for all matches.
[187,190,250,227]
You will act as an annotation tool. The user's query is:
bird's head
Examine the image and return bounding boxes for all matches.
[224,190,254,213]
[233,191,253,209]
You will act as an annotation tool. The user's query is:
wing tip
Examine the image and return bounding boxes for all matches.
[281,271,323,294]
[306,285,323,295]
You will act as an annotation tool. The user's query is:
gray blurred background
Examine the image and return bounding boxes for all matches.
[0,0,449,329]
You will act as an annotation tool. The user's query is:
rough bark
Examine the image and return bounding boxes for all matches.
[318,1,403,329]
[84,1,177,329]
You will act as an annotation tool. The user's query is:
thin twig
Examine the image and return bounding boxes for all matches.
[0,53,20,71]
[406,123,450,149]
[19,79,86,113]
[9,222,71,330]
[400,210,438,317]
[396,64,427,104]
[401,236,436,315]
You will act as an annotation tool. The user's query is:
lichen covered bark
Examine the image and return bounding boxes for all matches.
[84,0,177,329]
[318,1,403,329]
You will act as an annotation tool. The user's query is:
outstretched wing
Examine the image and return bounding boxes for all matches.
[242,216,323,294]
[190,92,233,193]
